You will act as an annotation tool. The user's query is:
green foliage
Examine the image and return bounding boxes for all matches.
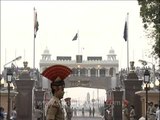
[138,0,160,58]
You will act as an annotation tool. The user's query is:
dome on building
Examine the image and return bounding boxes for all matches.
[109,48,115,54]
[43,47,50,54]
[41,47,51,61]
[107,47,116,61]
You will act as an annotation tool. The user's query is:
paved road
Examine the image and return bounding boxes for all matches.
[72,116,103,120]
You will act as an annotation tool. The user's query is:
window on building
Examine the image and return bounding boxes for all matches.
[100,68,106,77]
[80,68,87,76]
[72,68,78,76]
[90,68,96,77]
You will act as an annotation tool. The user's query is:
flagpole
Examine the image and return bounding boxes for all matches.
[33,7,39,69]
[33,32,35,69]
[0,31,1,74]
[33,7,35,69]
[77,30,80,54]
[127,13,129,73]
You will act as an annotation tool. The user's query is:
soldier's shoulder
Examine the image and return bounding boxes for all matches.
[48,98,60,108]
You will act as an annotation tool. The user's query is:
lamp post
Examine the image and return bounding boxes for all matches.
[143,69,150,120]
[7,68,13,120]
[3,56,22,67]
[155,76,160,106]
[3,56,22,120]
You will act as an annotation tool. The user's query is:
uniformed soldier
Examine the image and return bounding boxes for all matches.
[64,97,73,120]
[129,105,136,120]
[149,102,156,120]
[42,64,72,120]
[122,101,129,120]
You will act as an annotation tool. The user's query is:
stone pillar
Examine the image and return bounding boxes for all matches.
[124,61,143,119]
[34,89,45,120]
[88,69,90,77]
[15,80,34,120]
[15,71,35,120]
[97,69,100,77]
[111,88,123,120]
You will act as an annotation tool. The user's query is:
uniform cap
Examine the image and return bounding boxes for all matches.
[64,97,71,102]
[123,99,129,106]
[41,64,72,84]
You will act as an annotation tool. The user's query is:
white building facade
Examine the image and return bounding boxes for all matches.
[39,47,119,91]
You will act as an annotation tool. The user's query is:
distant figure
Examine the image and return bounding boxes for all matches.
[129,105,136,120]
[122,103,129,120]
[156,105,160,120]
[0,107,4,120]
[34,105,43,120]
[105,105,112,120]
[89,107,91,116]
[73,108,77,116]
[64,97,73,120]
[11,107,17,120]
[92,107,95,117]
[82,107,84,116]
[149,102,156,120]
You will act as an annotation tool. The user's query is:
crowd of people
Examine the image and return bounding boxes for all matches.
[122,101,160,120]
[0,107,5,120]
[0,106,17,120]
[1,64,159,120]
[147,102,160,120]
[123,104,136,120]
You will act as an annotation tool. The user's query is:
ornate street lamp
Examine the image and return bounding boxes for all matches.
[4,56,22,67]
[3,56,22,120]
[155,76,160,106]
[7,68,13,120]
[143,69,150,120]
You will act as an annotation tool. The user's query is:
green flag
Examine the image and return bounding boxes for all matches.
[123,21,128,41]
[34,7,39,38]
[72,33,78,41]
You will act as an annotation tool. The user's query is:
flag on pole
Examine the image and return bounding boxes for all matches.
[34,7,39,38]
[123,20,128,41]
[72,33,78,41]
[123,13,128,42]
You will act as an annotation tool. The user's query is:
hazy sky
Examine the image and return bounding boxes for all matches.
[1,0,157,102]
[1,1,153,72]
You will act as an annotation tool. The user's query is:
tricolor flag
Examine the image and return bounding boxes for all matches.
[123,13,128,42]
[123,21,128,41]
[34,7,39,38]
[72,33,78,41]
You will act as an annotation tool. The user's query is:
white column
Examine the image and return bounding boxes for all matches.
[98,69,100,77]
[88,69,90,77]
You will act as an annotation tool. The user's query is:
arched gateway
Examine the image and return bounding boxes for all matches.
[40,47,119,97]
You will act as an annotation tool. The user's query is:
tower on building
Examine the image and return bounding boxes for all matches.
[107,47,116,61]
[41,47,51,61]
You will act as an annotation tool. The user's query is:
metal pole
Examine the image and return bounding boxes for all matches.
[0,28,2,74]
[159,81,160,107]
[77,30,80,54]
[7,82,10,120]
[33,35,35,69]
[3,56,22,67]
[159,72,160,107]
[159,59,160,106]
[126,13,129,73]
[146,84,148,120]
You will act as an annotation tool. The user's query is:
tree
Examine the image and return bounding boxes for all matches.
[138,0,160,58]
